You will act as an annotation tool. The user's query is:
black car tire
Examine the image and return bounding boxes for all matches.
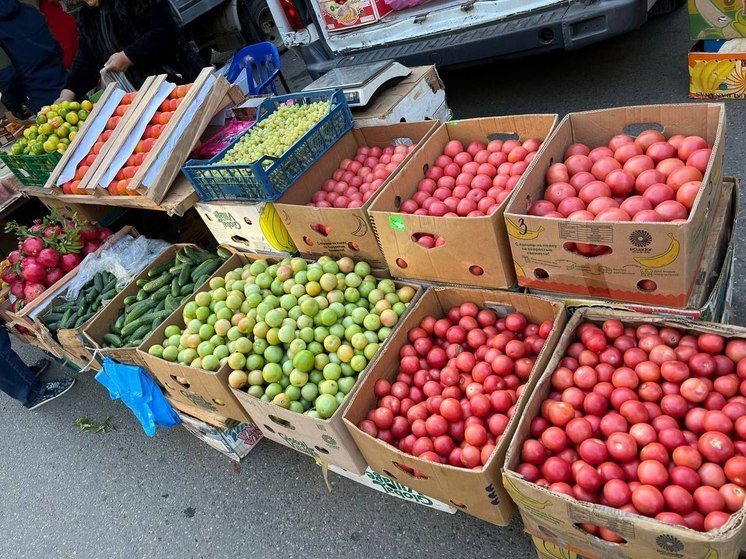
[648,0,686,17]
[238,0,287,52]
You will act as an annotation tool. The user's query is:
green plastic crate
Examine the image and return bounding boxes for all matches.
[0,151,61,187]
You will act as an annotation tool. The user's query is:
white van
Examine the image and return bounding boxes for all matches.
[264,0,683,78]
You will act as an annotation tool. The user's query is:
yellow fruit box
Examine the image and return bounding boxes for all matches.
[689,41,746,99]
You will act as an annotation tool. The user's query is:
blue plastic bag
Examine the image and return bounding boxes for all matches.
[95,357,181,436]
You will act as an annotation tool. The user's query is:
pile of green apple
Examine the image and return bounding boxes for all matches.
[148,255,416,419]
[11,100,93,156]
[221,101,327,165]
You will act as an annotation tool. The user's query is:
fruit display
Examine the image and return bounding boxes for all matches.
[526,132,713,235]
[512,318,746,537]
[148,255,416,419]
[220,102,327,166]
[103,246,225,349]
[2,215,112,308]
[357,303,553,469]
[10,100,94,156]
[60,92,137,196]
[41,271,118,337]
[104,84,191,196]
[307,142,417,208]
[397,138,542,218]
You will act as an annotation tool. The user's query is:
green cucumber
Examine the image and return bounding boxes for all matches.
[114,314,126,330]
[136,278,148,287]
[93,273,104,291]
[136,290,148,302]
[180,283,195,295]
[147,259,176,278]
[59,309,74,329]
[124,300,156,324]
[103,333,123,347]
[171,277,180,297]
[178,264,192,286]
[142,274,173,293]
[150,285,170,302]
[123,295,137,306]
[190,258,221,281]
[216,246,233,260]
[131,324,151,341]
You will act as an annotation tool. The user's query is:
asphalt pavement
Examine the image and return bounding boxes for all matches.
[1,6,745,559]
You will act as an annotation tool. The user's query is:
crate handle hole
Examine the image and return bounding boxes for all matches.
[534,268,549,279]
[382,469,398,480]
[392,461,428,479]
[563,242,612,257]
[487,132,519,142]
[637,279,657,292]
[311,223,331,237]
[268,414,295,430]
[212,398,225,406]
[449,500,467,509]
[302,236,314,246]
[242,217,253,226]
[394,196,402,209]
[262,423,276,434]
[230,235,251,245]
[573,523,627,545]
[347,242,360,252]
[170,375,190,388]
[395,257,408,269]
[411,232,444,248]
[469,265,484,276]
[314,446,330,455]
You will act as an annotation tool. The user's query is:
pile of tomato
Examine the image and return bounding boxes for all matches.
[513,319,746,539]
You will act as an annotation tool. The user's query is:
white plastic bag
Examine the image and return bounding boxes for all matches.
[65,235,170,301]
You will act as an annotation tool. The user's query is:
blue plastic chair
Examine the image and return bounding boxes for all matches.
[226,42,288,95]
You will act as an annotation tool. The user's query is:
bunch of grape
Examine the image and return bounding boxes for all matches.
[222,102,327,165]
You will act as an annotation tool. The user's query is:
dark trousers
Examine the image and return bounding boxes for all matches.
[0,326,41,406]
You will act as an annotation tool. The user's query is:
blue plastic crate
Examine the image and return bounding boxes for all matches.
[183,89,352,202]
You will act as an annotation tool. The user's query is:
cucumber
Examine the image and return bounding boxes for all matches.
[103,278,117,292]
[123,295,137,306]
[180,283,195,295]
[59,309,74,329]
[136,289,148,301]
[129,338,144,346]
[131,324,151,341]
[190,258,221,281]
[121,317,149,337]
[150,285,170,302]
[168,264,184,275]
[178,264,192,286]
[216,246,233,260]
[98,288,117,304]
[183,246,211,263]
[147,259,176,278]
[45,311,63,322]
[138,309,172,324]
[142,273,173,293]
[175,250,191,264]
[136,278,148,287]
[171,278,180,297]
[94,273,104,292]
[114,314,126,330]
[124,300,156,324]
[164,294,179,312]
[103,333,123,348]
[74,311,95,328]
[46,321,59,332]
[193,274,209,288]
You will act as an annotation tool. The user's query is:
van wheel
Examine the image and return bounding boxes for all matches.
[238,0,287,52]
[648,0,686,17]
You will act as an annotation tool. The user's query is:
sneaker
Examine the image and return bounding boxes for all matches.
[25,378,76,410]
[30,358,50,378]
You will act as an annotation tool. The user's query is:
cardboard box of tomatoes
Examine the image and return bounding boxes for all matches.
[503,307,746,559]
[529,176,738,323]
[274,121,439,269]
[368,115,558,289]
[342,286,566,525]
[505,103,726,308]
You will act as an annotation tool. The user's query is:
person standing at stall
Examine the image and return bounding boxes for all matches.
[0,324,76,410]
[57,0,205,102]
[0,0,67,117]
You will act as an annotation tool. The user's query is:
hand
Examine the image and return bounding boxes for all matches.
[55,89,76,104]
[103,51,133,73]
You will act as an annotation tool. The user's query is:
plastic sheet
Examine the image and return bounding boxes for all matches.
[65,235,169,300]
[191,119,255,160]
[95,358,180,437]
[383,0,432,11]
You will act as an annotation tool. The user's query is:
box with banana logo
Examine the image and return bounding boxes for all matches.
[369,115,558,288]
[275,121,439,269]
[503,308,746,559]
[689,0,746,40]
[505,104,726,307]
[689,41,746,99]
[528,177,737,323]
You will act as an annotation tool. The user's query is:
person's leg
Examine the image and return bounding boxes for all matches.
[0,327,43,406]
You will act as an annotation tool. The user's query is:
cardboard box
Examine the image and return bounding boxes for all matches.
[328,465,457,513]
[352,66,451,128]
[318,0,392,32]
[274,121,439,268]
[342,286,566,525]
[177,409,263,462]
[528,176,737,322]
[505,103,726,307]
[689,0,746,40]
[229,263,423,474]
[195,201,296,256]
[503,307,746,559]
[369,115,558,288]
[689,42,746,99]
[81,244,198,369]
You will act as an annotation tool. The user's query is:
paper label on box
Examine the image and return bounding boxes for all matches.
[328,465,457,513]
[389,215,405,231]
